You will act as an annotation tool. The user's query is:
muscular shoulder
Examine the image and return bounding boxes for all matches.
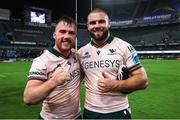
[113,37,132,48]
[33,50,50,65]
[77,42,92,55]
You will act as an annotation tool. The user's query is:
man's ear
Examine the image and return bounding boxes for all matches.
[53,33,56,39]
[108,20,111,28]
[87,23,90,31]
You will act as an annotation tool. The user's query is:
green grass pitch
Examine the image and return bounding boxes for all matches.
[0,59,180,119]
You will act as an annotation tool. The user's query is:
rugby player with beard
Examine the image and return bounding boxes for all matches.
[78,8,148,119]
[23,16,82,119]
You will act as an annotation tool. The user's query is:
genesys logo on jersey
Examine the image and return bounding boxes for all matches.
[82,60,121,69]
[81,52,91,59]
[107,48,117,55]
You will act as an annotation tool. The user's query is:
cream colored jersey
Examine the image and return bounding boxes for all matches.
[78,36,142,113]
[28,46,81,119]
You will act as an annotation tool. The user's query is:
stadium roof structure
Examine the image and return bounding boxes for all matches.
[0,0,180,24]
[0,0,75,22]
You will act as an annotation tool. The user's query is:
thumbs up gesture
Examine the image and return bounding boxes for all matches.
[98,72,115,93]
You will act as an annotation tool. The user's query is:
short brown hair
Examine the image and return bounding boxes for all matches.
[87,8,109,19]
[57,16,77,27]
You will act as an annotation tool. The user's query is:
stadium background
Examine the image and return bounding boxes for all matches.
[0,0,180,119]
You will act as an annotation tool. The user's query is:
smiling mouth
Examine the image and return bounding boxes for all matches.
[62,39,72,44]
[93,29,103,32]
[92,27,104,32]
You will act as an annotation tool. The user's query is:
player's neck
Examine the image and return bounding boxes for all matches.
[92,34,110,48]
[93,40,107,48]
[61,51,71,58]
[54,46,71,58]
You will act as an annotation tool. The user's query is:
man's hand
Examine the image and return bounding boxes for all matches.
[98,72,115,93]
[51,67,70,86]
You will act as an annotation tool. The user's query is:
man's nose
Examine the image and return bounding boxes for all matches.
[63,32,72,38]
[94,22,101,26]
[93,23,102,30]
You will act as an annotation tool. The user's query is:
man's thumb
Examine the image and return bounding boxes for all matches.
[102,72,109,78]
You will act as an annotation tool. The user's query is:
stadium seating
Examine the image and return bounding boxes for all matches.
[77,29,90,49]
[1,0,180,59]
[0,19,53,59]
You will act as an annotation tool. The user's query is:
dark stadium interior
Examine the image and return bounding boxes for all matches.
[0,0,180,60]
[0,0,76,21]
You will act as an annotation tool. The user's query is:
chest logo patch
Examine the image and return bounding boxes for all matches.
[108,49,117,55]
[96,50,101,55]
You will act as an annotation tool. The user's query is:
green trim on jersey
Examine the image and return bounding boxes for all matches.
[128,63,142,73]
[91,35,114,46]
[47,46,71,59]
[47,46,61,57]
[28,77,47,82]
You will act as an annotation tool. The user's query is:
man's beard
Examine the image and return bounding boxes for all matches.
[89,28,109,43]
[57,38,73,52]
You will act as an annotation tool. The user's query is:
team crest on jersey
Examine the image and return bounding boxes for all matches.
[82,52,91,59]
[107,48,117,55]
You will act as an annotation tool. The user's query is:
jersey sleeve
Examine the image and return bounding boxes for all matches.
[28,57,47,82]
[124,43,142,74]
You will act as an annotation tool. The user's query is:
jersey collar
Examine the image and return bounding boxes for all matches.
[91,35,114,46]
[47,45,71,59]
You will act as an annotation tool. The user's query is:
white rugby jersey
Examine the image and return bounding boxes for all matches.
[28,46,81,119]
[78,36,142,113]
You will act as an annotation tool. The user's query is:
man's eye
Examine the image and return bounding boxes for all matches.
[89,21,96,25]
[69,31,75,35]
[59,30,66,34]
[99,20,105,24]
[59,30,75,35]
